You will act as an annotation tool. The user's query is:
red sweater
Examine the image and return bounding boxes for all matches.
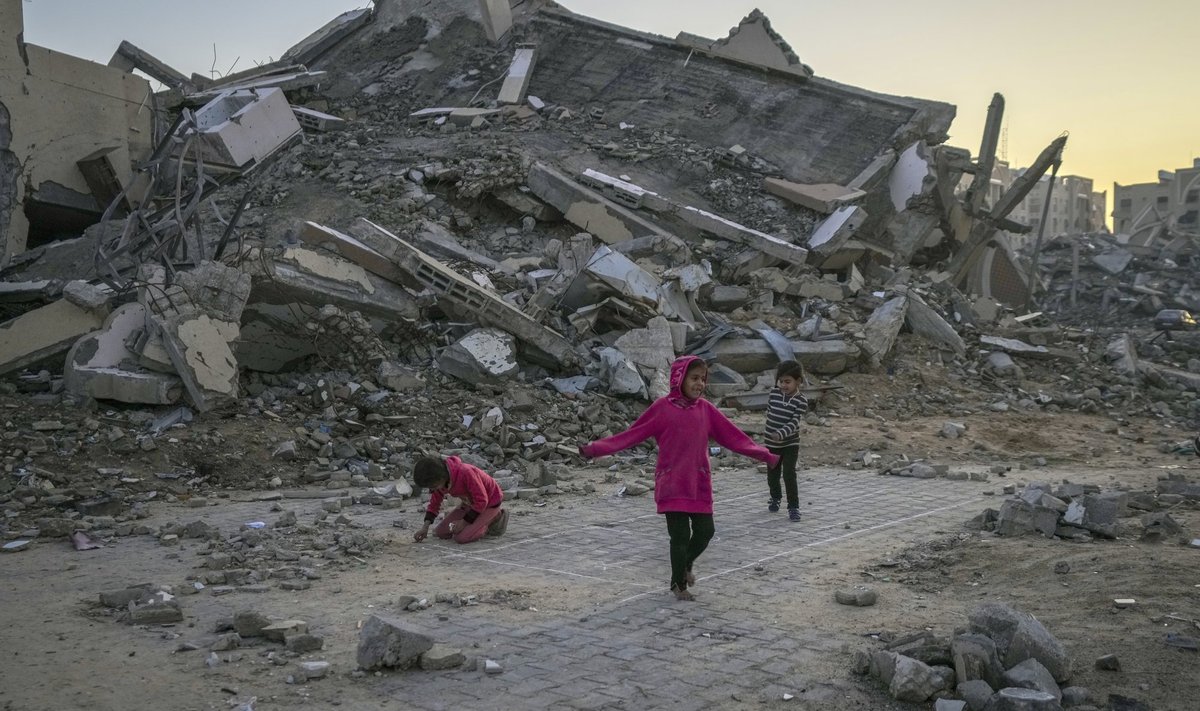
[424,456,503,523]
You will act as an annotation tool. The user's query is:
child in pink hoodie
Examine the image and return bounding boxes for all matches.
[580,356,780,600]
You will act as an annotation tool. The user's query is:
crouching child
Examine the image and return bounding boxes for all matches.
[412,455,508,544]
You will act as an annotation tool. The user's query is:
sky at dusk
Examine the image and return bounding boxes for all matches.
[21,0,1199,211]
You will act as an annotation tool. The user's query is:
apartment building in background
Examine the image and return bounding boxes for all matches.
[1112,159,1200,238]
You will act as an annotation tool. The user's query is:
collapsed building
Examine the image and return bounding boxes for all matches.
[0,0,1196,431]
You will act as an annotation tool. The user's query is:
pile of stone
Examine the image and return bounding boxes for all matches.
[972,476,1195,543]
[855,601,1115,710]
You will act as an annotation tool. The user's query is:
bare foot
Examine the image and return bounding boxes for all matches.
[685,570,696,587]
[672,585,695,601]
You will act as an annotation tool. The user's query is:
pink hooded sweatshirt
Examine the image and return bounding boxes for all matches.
[580,355,781,514]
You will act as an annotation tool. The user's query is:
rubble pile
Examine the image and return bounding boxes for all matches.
[854,602,1109,710]
[974,475,1197,544]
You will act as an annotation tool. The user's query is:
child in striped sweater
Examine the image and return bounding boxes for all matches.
[763,360,809,522]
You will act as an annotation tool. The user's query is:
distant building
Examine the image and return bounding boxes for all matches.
[956,158,1107,246]
[1112,159,1200,238]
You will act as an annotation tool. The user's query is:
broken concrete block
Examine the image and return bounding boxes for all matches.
[497,45,536,104]
[527,163,667,245]
[1091,248,1133,275]
[703,285,752,312]
[1001,658,1062,702]
[834,586,877,607]
[968,603,1071,683]
[63,303,183,405]
[187,88,302,170]
[1139,511,1183,542]
[795,275,847,302]
[704,363,747,400]
[563,245,661,310]
[862,296,908,364]
[902,290,966,355]
[437,329,519,385]
[254,246,420,322]
[356,614,433,671]
[711,338,860,375]
[674,9,813,79]
[888,655,951,703]
[1105,334,1140,377]
[597,347,647,398]
[0,299,108,376]
[157,313,240,411]
[995,500,1058,539]
[478,0,513,41]
[376,361,425,392]
[613,317,676,400]
[807,206,865,259]
[764,178,865,213]
[957,679,994,711]
[952,634,1003,690]
[262,620,308,643]
[62,280,113,314]
[983,688,1060,710]
[419,644,466,671]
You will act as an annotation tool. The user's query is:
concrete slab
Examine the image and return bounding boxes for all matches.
[527,163,668,245]
[281,7,373,66]
[712,338,860,375]
[764,178,865,213]
[807,206,866,260]
[0,299,107,376]
[157,313,240,411]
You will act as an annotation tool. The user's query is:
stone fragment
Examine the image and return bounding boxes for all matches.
[935,700,968,711]
[262,620,308,642]
[953,633,1004,689]
[211,633,242,651]
[1001,658,1062,701]
[128,599,183,624]
[100,585,155,608]
[942,421,967,439]
[1060,686,1090,707]
[297,660,330,680]
[969,603,1071,683]
[234,610,271,637]
[419,644,466,670]
[437,328,519,385]
[483,659,503,675]
[286,634,325,653]
[889,654,950,702]
[377,361,426,392]
[983,687,1060,710]
[356,614,433,670]
[1093,654,1120,671]
[958,679,995,711]
[834,585,878,607]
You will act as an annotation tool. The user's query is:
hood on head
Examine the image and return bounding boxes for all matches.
[668,355,706,406]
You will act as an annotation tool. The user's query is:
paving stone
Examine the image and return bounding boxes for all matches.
[357,614,433,670]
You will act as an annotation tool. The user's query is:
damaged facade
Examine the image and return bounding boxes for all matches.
[0,0,1195,454]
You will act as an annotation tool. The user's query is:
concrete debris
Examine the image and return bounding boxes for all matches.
[862,603,1075,706]
[437,328,520,385]
[356,614,434,671]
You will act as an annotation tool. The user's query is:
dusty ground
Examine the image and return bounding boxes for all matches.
[2,387,1198,710]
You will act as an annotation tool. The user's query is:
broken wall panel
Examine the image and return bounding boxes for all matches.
[0,299,108,376]
[1,3,156,262]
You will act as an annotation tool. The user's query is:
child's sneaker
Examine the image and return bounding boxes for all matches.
[768,498,780,513]
[486,508,509,537]
[788,508,802,522]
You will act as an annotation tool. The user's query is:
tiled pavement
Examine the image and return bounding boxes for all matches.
[365,467,988,710]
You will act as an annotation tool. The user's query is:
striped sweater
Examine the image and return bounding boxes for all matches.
[764,386,808,449]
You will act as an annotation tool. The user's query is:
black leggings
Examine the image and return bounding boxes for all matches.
[664,512,715,589]
[767,445,800,509]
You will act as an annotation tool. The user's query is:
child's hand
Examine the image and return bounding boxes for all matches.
[413,524,430,542]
